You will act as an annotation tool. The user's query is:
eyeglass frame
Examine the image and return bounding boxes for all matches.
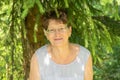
[45,26,69,34]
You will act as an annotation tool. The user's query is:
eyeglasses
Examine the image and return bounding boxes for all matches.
[46,27,68,34]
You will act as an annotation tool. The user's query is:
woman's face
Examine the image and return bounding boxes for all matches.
[44,19,72,47]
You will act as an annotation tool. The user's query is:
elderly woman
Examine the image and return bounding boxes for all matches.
[29,9,93,80]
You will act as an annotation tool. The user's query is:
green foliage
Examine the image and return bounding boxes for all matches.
[94,38,120,80]
[0,0,24,80]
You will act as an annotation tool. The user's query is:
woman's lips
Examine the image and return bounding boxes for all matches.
[54,38,63,41]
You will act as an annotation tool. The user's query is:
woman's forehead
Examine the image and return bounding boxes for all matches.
[48,19,66,27]
[49,19,64,24]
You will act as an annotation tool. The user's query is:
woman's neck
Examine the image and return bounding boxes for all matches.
[50,43,72,58]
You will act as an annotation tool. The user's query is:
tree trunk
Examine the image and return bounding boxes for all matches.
[23,5,45,80]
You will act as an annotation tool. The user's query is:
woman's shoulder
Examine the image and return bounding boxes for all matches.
[72,43,89,49]
[36,44,47,52]
[35,44,48,56]
[71,43,90,55]
[79,45,90,54]
[73,44,91,64]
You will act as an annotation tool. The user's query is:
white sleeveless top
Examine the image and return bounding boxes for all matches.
[35,44,90,80]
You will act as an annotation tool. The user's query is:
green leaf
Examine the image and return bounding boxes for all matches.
[35,0,45,13]
[64,0,69,8]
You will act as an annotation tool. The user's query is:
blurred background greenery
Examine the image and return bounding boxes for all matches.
[0,0,120,80]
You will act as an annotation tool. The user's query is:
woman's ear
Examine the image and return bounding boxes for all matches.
[70,26,72,33]
[68,26,72,37]
[43,29,47,36]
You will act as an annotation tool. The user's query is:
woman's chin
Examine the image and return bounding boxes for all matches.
[52,42,65,47]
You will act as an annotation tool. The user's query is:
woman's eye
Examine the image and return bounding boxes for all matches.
[49,29,55,32]
[60,28,64,30]
[59,27,66,31]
